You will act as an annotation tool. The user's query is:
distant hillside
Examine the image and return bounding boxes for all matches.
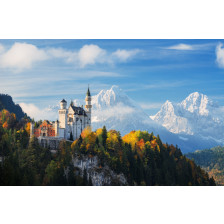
[0,94,26,120]
[186,146,224,185]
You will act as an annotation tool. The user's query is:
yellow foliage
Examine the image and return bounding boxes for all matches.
[87,132,97,145]
[122,131,138,148]
[96,128,103,136]
[81,126,92,139]
[150,139,157,149]
[71,139,78,150]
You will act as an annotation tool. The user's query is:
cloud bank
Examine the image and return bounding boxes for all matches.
[20,102,58,121]
[0,42,141,72]
[0,43,48,72]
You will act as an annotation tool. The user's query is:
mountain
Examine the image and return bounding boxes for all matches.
[186,146,224,186]
[0,94,27,120]
[151,92,224,147]
[91,86,160,133]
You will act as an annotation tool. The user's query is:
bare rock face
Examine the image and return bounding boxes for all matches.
[72,155,127,186]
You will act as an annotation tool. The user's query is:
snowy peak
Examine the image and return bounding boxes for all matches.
[180,92,212,116]
[92,85,136,110]
[151,92,224,143]
[162,100,175,114]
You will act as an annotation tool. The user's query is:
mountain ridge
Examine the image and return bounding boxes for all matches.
[0,94,27,120]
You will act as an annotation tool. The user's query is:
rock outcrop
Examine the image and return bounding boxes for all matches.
[72,154,127,186]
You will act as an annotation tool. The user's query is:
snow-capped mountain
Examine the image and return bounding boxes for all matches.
[91,85,160,134]
[151,92,224,145]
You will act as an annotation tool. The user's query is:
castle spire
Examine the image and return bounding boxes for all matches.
[86,85,91,97]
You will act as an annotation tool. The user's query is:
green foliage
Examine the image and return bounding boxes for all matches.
[0,109,87,186]
[186,146,224,185]
[72,128,215,186]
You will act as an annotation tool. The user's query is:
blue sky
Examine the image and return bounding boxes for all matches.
[0,39,224,119]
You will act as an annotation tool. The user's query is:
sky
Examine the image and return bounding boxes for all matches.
[1,39,224,120]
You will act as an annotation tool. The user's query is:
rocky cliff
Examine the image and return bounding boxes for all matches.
[72,154,127,186]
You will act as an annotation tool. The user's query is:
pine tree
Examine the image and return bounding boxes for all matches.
[69,132,74,141]
[102,126,107,149]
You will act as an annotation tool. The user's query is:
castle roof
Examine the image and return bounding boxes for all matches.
[86,87,91,97]
[61,99,67,103]
[70,105,87,116]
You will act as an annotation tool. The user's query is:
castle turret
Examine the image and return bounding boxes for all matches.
[59,99,68,138]
[60,99,67,110]
[85,86,92,126]
[55,120,59,137]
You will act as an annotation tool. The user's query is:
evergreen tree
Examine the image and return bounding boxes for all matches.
[69,132,74,141]
[102,126,107,148]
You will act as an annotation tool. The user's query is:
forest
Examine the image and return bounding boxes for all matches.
[186,146,224,186]
[0,108,215,186]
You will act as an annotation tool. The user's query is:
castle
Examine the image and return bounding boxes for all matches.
[30,87,92,145]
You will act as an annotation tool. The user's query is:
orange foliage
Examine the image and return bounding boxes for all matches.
[150,139,157,149]
[25,122,31,135]
[136,139,145,151]
[2,121,8,129]
[81,126,92,139]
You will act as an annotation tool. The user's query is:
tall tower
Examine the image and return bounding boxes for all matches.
[55,120,59,137]
[59,99,68,138]
[30,122,34,137]
[85,86,92,126]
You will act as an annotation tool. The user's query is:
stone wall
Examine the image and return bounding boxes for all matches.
[38,137,63,149]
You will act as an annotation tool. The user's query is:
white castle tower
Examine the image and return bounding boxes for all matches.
[59,99,68,138]
[85,86,92,127]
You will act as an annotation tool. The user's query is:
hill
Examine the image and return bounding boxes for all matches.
[0,110,215,185]
[0,94,26,120]
[186,146,224,185]
[71,127,215,186]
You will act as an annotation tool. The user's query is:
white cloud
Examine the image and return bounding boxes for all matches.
[139,102,163,110]
[216,43,224,68]
[47,48,77,63]
[165,43,194,50]
[0,44,4,53]
[78,44,107,67]
[112,49,141,62]
[20,102,57,121]
[0,42,140,72]
[92,102,135,122]
[0,42,48,72]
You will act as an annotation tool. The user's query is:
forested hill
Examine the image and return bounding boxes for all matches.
[186,146,224,186]
[0,94,26,120]
[0,108,215,186]
[71,127,215,186]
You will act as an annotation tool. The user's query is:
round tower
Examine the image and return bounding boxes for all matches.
[59,99,68,139]
[60,99,67,109]
[85,86,92,126]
